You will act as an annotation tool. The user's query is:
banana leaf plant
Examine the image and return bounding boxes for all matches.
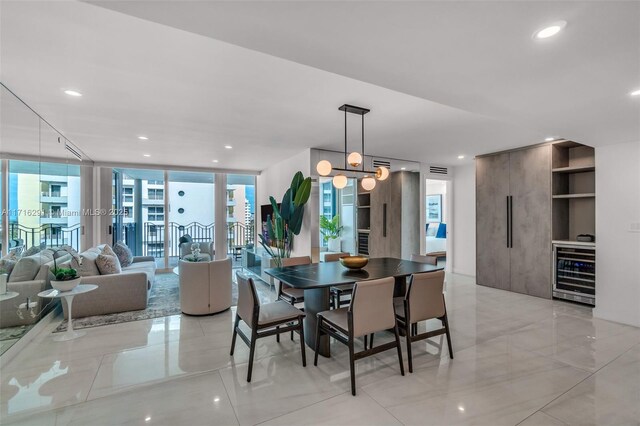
[259,171,312,267]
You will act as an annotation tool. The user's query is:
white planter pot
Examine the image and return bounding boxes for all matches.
[327,238,341,252]
[51,277,81,292]
[0,274,7,295]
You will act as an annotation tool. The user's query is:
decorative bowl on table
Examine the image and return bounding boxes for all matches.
[339,256,369,271]
[51,277,81,292]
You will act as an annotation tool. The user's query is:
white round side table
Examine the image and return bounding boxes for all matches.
[38,284,98,342]
[0,291,19,302]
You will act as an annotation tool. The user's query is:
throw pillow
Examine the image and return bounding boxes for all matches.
[113,241,133,267]
[96,245,122,275]
[23,246,41,257]
[0,258,17,277]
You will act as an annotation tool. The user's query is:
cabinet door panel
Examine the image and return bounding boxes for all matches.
[476,153,511,290]
[509,146,552,298]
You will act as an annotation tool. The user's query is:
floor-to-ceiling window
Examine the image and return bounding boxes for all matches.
[227,174,255,266]
[167,170,214,267]
[318,177,356,254]
[112,168,166,267]
[8,160,81,251]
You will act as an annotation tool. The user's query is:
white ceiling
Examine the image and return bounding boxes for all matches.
[1,1,638,173]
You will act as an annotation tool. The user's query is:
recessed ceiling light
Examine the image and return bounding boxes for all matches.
[533,20,567,39]
[224,145,233,149]
[143,154,151,157]
[138,136,149,140]
[457,155,465,160]
[63,89,82,97]
[400,167,406,170]
[545,137,556,142]
[212,159,219,163]
[630,89,640,96]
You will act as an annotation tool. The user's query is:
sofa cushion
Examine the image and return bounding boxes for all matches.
[9,251,51,282]
[113,242,133,267]
[96,245,122,275]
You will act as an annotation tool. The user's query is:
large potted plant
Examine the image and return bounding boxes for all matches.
[259,171,312,267]
[51,247,82,292]
[320,215,343,252]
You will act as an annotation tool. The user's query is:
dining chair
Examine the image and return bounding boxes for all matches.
[276,256,312,306]
[275,256,311,340]
[324,252,352,309]
[314,277,405,396]
[410,253,437,265]
[231,273,307,382]
[394,270,453,373]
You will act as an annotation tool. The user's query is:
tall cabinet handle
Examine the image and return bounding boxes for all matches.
[506,196,510,248]
[509,196,514,248]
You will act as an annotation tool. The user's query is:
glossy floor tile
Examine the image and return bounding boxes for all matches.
[1,273,638,426]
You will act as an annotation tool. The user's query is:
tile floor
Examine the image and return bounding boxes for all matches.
[1,273,639,426]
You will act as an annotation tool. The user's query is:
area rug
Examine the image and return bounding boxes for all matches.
[54,271,273,333]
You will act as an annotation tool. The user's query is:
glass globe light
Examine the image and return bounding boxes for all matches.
[361,176,376,191]
[316,160,332,176]
[333,174,348,189]
[347,152,363,167]
[375,166,389,181]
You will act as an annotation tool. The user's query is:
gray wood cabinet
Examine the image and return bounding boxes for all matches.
[368,171,419,259]
[476,152,511,291]
[476,145,552,298]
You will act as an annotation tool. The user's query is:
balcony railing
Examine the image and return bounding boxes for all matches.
[8,222,81,252]
[113,221,254,258]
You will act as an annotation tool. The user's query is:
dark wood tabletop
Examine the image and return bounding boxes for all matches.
[265,257,443,289]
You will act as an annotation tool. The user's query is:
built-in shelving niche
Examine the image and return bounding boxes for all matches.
[551,141,596,241]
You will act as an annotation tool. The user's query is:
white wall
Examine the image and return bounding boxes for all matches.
[593,141,640,327]
[256,149,312,257]
[452,163,476,276]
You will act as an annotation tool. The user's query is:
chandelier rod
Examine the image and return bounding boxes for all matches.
[344,107,348,169]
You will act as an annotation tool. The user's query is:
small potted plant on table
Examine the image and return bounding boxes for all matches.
[51,247,81,292]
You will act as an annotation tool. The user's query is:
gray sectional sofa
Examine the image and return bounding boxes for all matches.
[0,249,71,327]
[60,245,157,319]
[0,244,157,325]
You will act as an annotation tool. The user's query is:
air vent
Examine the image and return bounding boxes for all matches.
[373,159,391,169]
[65,143,82,161]
[429,166,448,175]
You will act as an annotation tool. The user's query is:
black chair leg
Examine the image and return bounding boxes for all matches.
[230,314,240,356]
[348,336,356,396]
[443,314,454,359]
[276,326,280,343]
[364,334,368,350]
[314,317,323,366]
[405,321,413,373]
[369,333,374,348]
[299,317,307,367]
[247,330,257,382]
[393,325,405,376]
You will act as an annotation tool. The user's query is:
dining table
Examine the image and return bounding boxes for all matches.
[265,257,444,357]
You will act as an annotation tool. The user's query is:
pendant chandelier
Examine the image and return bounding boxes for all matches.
[316,104,389,190]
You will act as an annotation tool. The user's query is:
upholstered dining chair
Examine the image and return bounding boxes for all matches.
[394,270,453,373]
[275,256,311,340]
[231,273,306,382]
[324,252,352,309]
[276,256,311,306]
[314,277,405,396]
[410,253,437,265]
